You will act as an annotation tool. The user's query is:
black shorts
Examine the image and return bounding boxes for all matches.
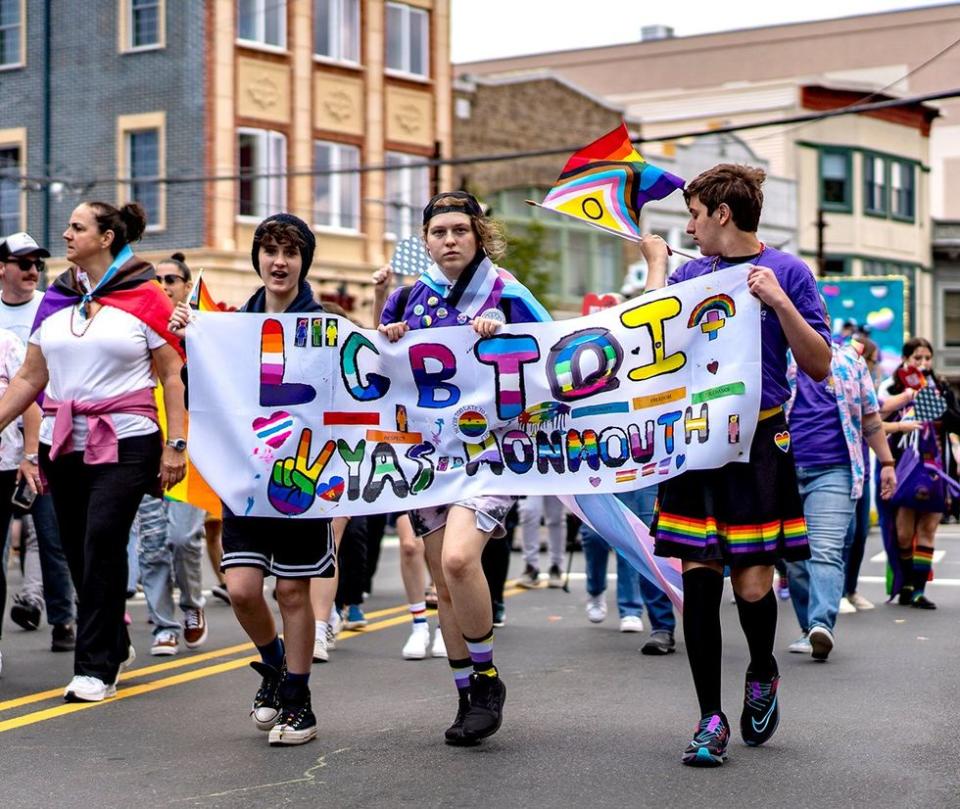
[652,410,811,568]
[221,508,335,579]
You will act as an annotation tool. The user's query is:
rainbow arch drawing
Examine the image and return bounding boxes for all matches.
[687,294,736,341]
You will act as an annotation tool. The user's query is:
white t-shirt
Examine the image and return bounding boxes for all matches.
[0,327,25,470]
[0,294,42,345]
[29,304,166,449]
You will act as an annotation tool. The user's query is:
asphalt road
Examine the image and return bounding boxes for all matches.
[1,526,959,809]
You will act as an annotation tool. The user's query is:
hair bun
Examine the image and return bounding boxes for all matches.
[170,251,186,262]
[120,202,147,243]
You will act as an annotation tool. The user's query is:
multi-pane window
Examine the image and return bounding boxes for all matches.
[0,145,21,234]
[314,0,359,63]
[127,129,161,227]
[238,0,286,48]
[0,0,22,66]
[820,150,851,210]
[238,129,286,218]
[943,290,960,348]
[129,0,161,48]
[314,141,360,230]
[891,160,915,220]
[384,152,429,239]
[386,2,428,77]
[863,154,887,215]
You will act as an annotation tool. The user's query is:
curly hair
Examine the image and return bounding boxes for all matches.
[421,194,506,262]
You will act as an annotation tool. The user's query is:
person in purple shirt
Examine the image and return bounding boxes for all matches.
[378,191,548,747]
[640,164,832,768]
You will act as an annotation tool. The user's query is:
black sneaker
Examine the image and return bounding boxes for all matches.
[51,623,76,652]
[461,673,506,743]
[740,670,781,747]
[898,586,915,605]
[10,597,41,631]
[682,712,730,767]
[268,697,318,746]
[912,593,937,610]
[249,661,284,731]
[444,692,474,746]
[641,630,676,656]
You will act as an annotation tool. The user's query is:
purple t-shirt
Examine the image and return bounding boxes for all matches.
[789,371,849,467]
[668,246,830,410]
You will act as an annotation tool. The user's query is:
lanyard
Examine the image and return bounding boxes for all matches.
[710,242,765,273]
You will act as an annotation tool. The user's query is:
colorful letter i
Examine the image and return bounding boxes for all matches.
[260,319,317,407]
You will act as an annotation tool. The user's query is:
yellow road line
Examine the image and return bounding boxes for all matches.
[0,586,525,734]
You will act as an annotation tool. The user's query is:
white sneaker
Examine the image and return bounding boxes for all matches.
[619,615,644,633]
[325,624,336,651]
[788,633,812,654]
[585,595,607,623]
[402,624,430,660]
[431,628,447,658]
[150,629,179,656]
[809,625,835,661]
[122,644,136,670]
[64,675,116,702]
[312,632,329,663]
[838,597,856,614]
[848,592,875,611]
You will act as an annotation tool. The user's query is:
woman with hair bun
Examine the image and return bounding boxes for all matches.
[0,200,187,702]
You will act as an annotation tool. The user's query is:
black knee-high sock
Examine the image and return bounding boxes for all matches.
[682,567,725,717]
[899,548,914,589]
[734,588,778,679]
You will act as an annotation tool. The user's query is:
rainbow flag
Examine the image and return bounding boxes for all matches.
[161,268,222,517]
[540,123,684,239]
[188,269,218,312]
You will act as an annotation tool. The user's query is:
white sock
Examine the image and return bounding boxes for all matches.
[315,620,328,640]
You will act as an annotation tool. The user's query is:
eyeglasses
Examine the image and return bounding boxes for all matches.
[158,274,186,284]
[4,257,44,272]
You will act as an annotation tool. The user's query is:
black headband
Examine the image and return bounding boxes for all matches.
[422,191,483,226]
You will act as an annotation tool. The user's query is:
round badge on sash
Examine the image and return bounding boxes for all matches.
[413,304,425,316]
[479,308,506,324]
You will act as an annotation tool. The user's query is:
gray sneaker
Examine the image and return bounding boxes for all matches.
[788,633,812,654]
[641,630,676,655]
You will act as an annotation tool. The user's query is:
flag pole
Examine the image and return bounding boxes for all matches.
[523,200,698,260]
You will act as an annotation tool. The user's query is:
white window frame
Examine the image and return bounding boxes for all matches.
[120,0,165,53]
[384,151,429,240]
[126,129,163,232]
[0,0,25,70]
[891,160,916,221]
[237,127,287,221]
[116,112,166,232]
[237,0,287,51]
[313,140,361,233]
[313,0,360,65]
[385,2,429,79]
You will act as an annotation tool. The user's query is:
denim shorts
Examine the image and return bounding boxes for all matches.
[408,495,515,539]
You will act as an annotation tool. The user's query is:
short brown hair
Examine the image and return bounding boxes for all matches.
[683,164,766,233]
[421,194,506,262]
[257,220,306,251]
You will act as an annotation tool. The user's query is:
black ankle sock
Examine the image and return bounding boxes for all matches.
[279,671,310,705]
[734,588,778,678]
[681,567,725,716]
[898,548,914,583]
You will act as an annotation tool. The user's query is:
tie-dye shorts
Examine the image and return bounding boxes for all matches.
[408,495,515,539]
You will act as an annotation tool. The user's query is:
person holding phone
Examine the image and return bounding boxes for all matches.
[0,201,187,703]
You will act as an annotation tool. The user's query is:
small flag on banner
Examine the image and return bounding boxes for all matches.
[187,269,219,311]
[390,236,434,277]
[537,122,685,240]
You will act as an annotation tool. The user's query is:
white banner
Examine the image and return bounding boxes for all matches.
[186,265,761,518]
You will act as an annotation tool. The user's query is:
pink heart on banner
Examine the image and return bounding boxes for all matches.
[589,476,602,487]
[252,411,294,449]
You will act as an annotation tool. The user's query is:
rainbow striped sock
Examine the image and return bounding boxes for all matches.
[449,657,473,694]
[912,545,934,594]
[464,629,497,677]
[409,600,427,626]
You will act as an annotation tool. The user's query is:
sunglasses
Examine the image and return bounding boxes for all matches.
[158,273,186,284]
[5,257,44,272]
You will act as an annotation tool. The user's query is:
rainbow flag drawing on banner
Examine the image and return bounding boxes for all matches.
[540,122,685,239]
[162,268,222,516]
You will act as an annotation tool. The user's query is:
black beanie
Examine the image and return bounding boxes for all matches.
[251,213,316,278]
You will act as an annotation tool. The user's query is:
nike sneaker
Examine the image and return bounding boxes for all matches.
[681,712,730,767]
[740,670,780,747]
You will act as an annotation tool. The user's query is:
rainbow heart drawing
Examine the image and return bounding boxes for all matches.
[866,307,895,331]
[774,431,791,453]
[317,476,345,502]
[252,411,294,448]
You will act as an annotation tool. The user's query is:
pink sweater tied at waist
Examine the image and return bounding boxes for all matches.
[42,387,159,464]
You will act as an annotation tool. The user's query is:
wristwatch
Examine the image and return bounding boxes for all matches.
[166,438,187,452]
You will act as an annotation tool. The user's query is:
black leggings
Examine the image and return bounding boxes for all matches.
[0,469,20,639]
[41,434,162,682]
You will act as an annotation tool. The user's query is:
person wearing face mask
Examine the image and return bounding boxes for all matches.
[171,213,336,747]
[0,201,187,703]
[0,233,75,652]
[378,191,549,747]
[877,338,960,609]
